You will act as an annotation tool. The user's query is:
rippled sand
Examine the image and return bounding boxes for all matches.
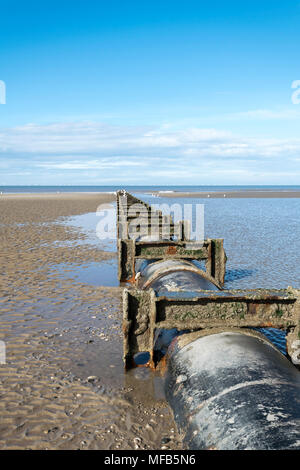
[0,193,184,450]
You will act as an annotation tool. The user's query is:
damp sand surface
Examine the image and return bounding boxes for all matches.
[0,193,184,450]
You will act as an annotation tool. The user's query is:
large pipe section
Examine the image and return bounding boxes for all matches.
[165,330,300,450]
[134,258,300,449]
[135,258,220,292]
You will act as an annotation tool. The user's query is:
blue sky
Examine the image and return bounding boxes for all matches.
[0,0,300,185]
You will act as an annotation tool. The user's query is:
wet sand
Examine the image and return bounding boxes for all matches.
[154,190,300,198]
[0,193,184,450]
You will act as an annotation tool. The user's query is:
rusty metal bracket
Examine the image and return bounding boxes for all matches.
[123,287,300,369]
[118,238,227,287]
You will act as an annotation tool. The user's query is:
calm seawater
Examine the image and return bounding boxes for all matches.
[2,185,300,193]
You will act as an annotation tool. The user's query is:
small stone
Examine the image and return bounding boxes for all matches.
[87,376,98,383]
[161,437,170,445]
[176,374,187,384]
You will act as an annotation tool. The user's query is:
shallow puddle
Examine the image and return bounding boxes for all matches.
[62,208,117,252]
[53,206,118,286]
[51,261,118,287]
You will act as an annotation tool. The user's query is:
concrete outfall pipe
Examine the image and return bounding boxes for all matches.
[133,258,300,449]
[117,191,300,449]
[136,258,220,292]
[165,329,300,450]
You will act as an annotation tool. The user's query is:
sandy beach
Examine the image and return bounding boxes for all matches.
[0,193,184,450]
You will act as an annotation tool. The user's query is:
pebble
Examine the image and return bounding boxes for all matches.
[176,374,187,384]
[87,376,98,383]
[161,437,171,444]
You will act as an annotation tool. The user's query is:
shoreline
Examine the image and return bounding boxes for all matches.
[152,190,300,198]
[0,191,117,199]
[2,189,300,199]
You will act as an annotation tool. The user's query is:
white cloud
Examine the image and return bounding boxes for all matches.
[1,120,300,184]
[225,109,300,121]
[37,159,147,170]
[0,121,299,158]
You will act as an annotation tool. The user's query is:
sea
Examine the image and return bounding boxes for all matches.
[1,184,300,193]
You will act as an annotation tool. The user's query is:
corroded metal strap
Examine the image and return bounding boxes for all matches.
[118,239,227,286]
[123,287,300,369]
